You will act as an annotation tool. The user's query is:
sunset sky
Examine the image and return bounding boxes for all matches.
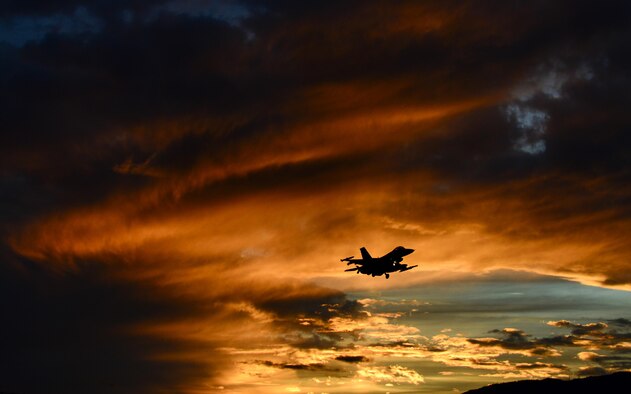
[1,1,631,393]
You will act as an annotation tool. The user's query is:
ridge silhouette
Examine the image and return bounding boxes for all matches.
[464,372,631,394]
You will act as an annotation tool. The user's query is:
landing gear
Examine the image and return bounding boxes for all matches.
[385,274,390,279]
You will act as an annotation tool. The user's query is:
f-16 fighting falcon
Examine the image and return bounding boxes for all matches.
[341,246,417,279]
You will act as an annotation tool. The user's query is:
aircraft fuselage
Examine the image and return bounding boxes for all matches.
[342,246,417,278]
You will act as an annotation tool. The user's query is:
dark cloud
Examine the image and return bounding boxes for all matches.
[288,333,340,350]
[257,294,362,320]
[0,248,217,394]
[536,335,577,347]
[609,318,631,326]
[579,352,631,371]
[546,320,631,352]
[466,320,631,365]
[484,328,533,349]
[2,1,631,393]
[335,355,369,363]
[548,320,609,336]
[253,360,330,371]
[0,244,363,392]
[514,362,566,371]
[577,366,609,377]
[467,328,559,357]
[249,288,366,350]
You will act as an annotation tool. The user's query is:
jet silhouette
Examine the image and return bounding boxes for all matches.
[341,246,417,279]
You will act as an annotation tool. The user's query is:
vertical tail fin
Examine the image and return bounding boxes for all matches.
[360,247,372,260]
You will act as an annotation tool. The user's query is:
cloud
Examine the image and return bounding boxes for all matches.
[0,244,369,393]
[546,320,631,351]
[609,318,631,328]
[505,59,598,154]
[504,104,548,154]
[547,320,609,335]
[2,0,630,293]
[577,366,609,377]
[577,351,631,371]
[2,1,631,392]
[335,355,369,363]
[252,360,335,372]
[355,365,425,385]
[427,333,563,374]
[0,248,219,394]
[209,299,628,389]
[467,328,560,358]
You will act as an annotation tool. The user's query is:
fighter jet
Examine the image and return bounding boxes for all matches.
[341,246,417,279]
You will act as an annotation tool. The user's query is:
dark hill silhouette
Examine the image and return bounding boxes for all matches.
[464,372,631,394]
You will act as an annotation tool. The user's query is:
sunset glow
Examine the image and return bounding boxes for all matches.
[1,1,630,393]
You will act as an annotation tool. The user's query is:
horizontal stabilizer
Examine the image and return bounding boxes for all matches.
[340,256,354,262]
[398,265,418,272]
[345,267,359,272]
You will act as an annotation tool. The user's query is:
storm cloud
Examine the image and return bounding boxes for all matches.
[2,1,631,392]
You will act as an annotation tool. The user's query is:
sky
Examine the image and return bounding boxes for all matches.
[1,1,631,393]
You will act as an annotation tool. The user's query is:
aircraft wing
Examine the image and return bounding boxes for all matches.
[344,259,367,265]
[397,265,418,272]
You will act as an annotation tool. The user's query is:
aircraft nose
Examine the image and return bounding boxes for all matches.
[404,248,415,255]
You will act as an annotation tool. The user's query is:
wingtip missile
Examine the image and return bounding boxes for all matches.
[345,267,359,272]
[340,256,354,262]
[398,265,418,272]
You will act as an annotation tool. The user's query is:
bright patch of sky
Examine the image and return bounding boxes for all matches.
[246,270,631,393]
[340,270,631,392]
[505,61,595,155]
[349,270,631,338]
[505,105,548,154]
